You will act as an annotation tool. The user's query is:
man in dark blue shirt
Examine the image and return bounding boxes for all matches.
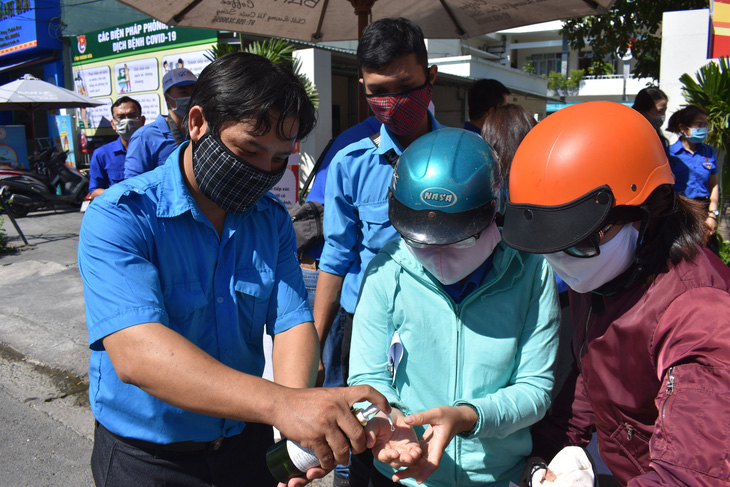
[124,68,197,178]
[463,79,510,134]
[88,96,144,199]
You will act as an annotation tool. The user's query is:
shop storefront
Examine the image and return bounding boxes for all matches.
[0,0,64,158]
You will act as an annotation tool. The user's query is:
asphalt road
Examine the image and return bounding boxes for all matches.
[0,207,333,487]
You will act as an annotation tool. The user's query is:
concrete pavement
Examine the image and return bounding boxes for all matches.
[1,208,89,381]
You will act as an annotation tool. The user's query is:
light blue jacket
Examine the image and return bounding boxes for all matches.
[349,238,560,486]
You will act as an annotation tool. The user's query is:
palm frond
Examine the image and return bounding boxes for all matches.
[204,42,239,63]
[203,38,320,112]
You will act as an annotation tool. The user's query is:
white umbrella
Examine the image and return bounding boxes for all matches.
[0,74,105,153]
[118,0,615,43]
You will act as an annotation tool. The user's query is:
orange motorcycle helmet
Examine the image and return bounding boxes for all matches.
[502,101,675,254]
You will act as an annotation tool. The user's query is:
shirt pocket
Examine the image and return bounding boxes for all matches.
[234,269,274,342]
[608,421,650,476]
[165,283,208,322]
[359,201,393,251]
[107,167,125,184]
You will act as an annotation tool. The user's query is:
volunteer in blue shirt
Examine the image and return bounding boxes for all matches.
[301,116,380,386]
[124,67,197,179]
[313,17,445,383]
[88,96,145,199]
[78,53,389,487]
[462,78,510,134]
[666,105,720,236]
[313,20,444,486]
[349,129,559,487]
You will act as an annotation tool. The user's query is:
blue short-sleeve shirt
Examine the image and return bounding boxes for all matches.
[88,137,126,192]
[124,114,179,179]
[78,142,312,443]
[669,140,717,199]
[319,112,445,314]
[303,117,381,261]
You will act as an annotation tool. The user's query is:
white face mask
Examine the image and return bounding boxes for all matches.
[114,118,142,140]
[544,224,639,293]
[406,222,501,285]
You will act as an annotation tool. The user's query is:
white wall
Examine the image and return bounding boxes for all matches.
[660,9,713,130]
[293,48,332,186]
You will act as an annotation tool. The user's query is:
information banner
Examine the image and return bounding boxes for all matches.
[272,142,301,208]
[71,19,216,137]
[48,115,78,168]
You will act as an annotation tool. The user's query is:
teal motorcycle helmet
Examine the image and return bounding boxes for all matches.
[388,128,502,246]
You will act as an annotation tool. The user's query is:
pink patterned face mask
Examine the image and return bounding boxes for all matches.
[366,81,433,136]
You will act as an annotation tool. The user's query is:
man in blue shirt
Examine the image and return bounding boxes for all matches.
[78,53,389,487]
[124,67,197,179]
[300,116,381,390]
[312,18,445,485]
[463,78,510,134]
[305,116,382,210]
[88,96,145,199]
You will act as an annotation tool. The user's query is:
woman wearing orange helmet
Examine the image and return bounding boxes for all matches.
[502,101,730,486]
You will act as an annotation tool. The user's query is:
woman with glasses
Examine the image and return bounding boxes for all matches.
[502,101,730,486]
[348,128,561,486]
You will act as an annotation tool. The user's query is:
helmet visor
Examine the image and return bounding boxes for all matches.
[389,190,497,246]
[502,186,613,254]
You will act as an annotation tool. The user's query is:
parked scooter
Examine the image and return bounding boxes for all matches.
[0,147,89,217]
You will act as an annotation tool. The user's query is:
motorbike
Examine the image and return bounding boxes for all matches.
[0,147,89,217]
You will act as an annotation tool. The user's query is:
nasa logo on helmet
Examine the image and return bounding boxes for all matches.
[420,187,458,208]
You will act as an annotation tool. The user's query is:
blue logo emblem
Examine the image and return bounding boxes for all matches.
[420,187,457,208]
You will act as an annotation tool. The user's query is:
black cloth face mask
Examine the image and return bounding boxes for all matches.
[192,132,286,214]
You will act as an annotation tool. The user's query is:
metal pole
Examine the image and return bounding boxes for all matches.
[349,0,377,122]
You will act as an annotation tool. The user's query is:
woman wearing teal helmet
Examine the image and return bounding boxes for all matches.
[348,128,561,486]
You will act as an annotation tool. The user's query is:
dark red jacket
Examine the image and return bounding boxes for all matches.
[533,248,730,485]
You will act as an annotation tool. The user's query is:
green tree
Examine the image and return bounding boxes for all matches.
[205,38,319,109]
[561,0,708,80]
[522,59,536,75]
[546,69,585,96]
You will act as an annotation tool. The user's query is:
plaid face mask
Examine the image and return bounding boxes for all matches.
[192,132,286,214]
[366,81,433,136]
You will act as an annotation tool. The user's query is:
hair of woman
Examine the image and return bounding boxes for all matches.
[666,105,707,135]
[481,104,537,183]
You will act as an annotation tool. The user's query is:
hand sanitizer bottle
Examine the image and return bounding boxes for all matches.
[266,403,386,483]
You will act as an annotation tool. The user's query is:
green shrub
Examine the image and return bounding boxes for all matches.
[717,234,730,266]
[0,215,9,253]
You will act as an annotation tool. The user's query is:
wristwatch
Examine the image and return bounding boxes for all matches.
[710,209,720,217]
